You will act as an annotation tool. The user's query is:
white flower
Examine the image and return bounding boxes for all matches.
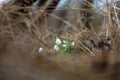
[63,40,66,43]
[38,47,43,53]
[56,38,62,45]
[54,45,60,52]
[71,42,75,46]
[62,44,67,47]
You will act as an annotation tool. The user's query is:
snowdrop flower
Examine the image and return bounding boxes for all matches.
[71,42,75,46]
[54,45,60,52]
[63,40,67,43]
[56,38,62,45]
[62,44,67,47]
[38,47,43,53]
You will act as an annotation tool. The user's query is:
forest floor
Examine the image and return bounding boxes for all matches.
[0,2,120,80]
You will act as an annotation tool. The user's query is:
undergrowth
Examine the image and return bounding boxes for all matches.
[0,0,120,57]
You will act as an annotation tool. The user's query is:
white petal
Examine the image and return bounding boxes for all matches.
[71,42,75,46]
[56,38,62,45]
[39,47,43,53]
[63,40,66,43]
[62,44,67,47]
[54,45,60,51]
